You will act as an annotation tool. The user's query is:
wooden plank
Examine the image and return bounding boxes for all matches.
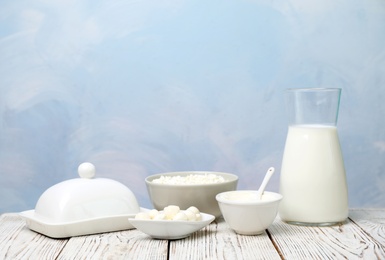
[268,215,385,259]
[57,229,168,260]
[0,214,68,259]
[349,208,385,246]
[169,218,282,260]
[1,210,384,259]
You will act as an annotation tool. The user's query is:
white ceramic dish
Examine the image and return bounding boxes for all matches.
[216,190,282,235]
[20,162,142,238]
[128,212,215,240]
[20,208,147,238]
[145,171,238,218]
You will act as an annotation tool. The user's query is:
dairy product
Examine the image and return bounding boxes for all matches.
[223,191,257,201]
[279,125,348,224]
[164,205,180,219]
[221,191,277,202]
[152,174,226,185]
[134,205,202,221]
[219,191,274,202]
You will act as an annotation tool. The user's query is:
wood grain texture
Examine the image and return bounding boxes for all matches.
[0,214,67,259]
[269,215,385,259]
[1,209,384,260]
[57,230,168,260]
[169,217,282,260]
[349,208,385,246]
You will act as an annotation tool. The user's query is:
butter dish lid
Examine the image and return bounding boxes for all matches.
[20,162,142,238]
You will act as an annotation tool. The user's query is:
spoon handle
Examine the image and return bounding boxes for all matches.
[257,167,275,199]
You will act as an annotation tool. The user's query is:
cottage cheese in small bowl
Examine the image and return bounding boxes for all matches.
[145,171,238,218]
[134,205,202,221]
[128,205,215,240]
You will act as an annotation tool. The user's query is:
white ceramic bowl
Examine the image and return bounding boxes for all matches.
[216,190,283,235]
[129,212,215,240]
[145,171,238,218]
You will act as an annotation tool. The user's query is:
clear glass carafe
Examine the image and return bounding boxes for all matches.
[279,88,348,226]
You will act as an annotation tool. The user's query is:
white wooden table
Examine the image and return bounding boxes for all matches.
[0,209,384,259]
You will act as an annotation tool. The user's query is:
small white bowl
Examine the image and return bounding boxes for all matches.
[146,171,238,218]
[216,190,282,235]
[128,212,215,240]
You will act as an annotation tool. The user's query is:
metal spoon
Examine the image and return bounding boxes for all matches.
[256,167,275,199]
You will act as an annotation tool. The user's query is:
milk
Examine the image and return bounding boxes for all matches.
[222,191,278,202]
[279,125,348,224]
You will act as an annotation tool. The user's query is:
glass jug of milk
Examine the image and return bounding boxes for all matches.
[279,88,348,226]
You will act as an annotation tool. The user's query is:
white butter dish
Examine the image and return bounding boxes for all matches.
[20,162,142,238]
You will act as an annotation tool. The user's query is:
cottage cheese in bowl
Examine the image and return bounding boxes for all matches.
[128,205,215,240]
[151,174,226,185]
[134,205,202,221]
[145,171,238,218]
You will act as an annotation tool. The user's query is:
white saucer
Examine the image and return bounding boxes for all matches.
[20,208,147,238]
[128,212,215,240]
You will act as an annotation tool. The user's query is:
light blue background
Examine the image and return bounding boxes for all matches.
[1,0,384,213]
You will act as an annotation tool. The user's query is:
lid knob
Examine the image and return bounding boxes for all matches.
[78,162,96,179]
